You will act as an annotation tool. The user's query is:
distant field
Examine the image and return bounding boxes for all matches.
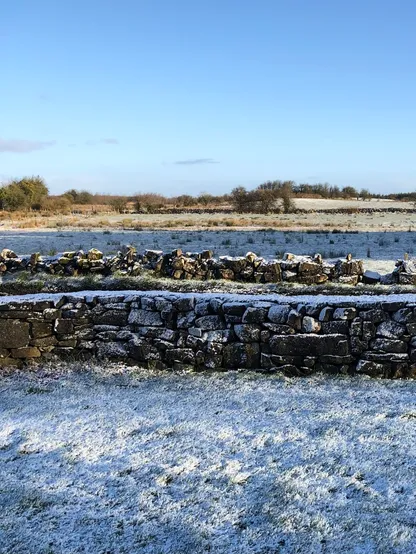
[294,197,413,210]
[0,197,415,233]
[0,228,414,275]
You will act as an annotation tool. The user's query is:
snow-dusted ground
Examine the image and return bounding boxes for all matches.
[1,366,416,554]
[1,229,416,274]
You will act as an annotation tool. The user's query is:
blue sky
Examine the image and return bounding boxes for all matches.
[1,0,415,195]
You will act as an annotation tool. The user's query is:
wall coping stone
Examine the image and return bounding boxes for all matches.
[0,290,415,308]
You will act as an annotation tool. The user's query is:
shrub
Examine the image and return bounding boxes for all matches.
[64,189,94,204]
[0,176,48,211]
[110,197,128,213]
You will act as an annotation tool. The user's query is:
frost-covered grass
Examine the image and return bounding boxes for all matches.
[1,229,416,278]
[1,366,416,553]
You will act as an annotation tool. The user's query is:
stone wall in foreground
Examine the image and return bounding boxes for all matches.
[0,291,415,378]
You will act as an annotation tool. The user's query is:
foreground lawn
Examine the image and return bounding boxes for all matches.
[1,366,416,553]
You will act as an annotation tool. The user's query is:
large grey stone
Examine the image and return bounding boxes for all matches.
[173,297,195,311]
[242,307,268,324]
[129,342,161,361]
[194,300,210,316]
[268,305,290,324]
[358,309,386,323]
[376,320,406,339]
[233,324,261,343]
[31,321,54,338]
[370,339,407,353]
[223,303,247,316]
[392,308,416,324]
[321,321,349,335]
[0,320,29,349]
[356,359,386,377]
[269,334,349,356]
[165,348,195,364]
[195,315,225,330]
[128,309,162,326]
[97,342,128,358]
[93,309,128,326]
[362,352,408,362]
[223,343,260,369]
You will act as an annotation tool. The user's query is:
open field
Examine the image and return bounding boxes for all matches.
[0,198,415,232]
[2,210,415,233]
[1,365,416,553]
[293,198,414,210]
[1,229,415,276]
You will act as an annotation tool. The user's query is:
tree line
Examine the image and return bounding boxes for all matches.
[0,176,414,213]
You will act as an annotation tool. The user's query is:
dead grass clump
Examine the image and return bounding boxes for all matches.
[17,219,41,229]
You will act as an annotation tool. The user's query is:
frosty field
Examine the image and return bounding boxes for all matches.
[1,228,415,275]
[1,366,416,554]
[1,198,414,233]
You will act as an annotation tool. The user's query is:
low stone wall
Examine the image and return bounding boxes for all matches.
[1,247,415,285]
[0,291,415,378]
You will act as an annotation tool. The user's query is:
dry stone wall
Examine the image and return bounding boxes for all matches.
[0,291,415,378]
[1,246,416,285]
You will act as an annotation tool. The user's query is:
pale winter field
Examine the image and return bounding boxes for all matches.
[0,199,414,232]
[1,229,416,274]
[1,366,416,554]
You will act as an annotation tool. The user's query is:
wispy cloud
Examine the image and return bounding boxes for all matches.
[174,158,219,165]
[38,93,50,102]
[85,138,119,146]
[0,138,56,153]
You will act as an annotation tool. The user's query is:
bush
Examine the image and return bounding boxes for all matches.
[134,193,165,213]
[110,197,128,213]
[0,176,49,211]
[64,189,94,204]
[231,181,296,214]
[41,197,72,213]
